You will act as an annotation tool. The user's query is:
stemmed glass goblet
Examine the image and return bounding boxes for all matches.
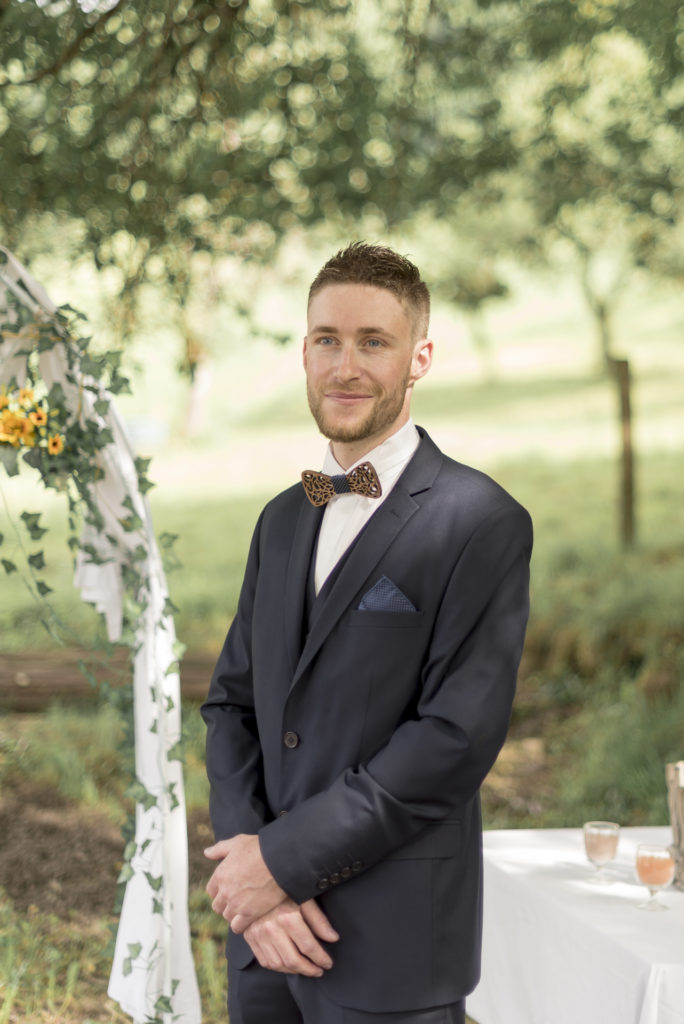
[583,821,620,882]
[635,844,675,911]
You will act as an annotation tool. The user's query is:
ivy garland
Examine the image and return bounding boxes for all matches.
[0,286,194,1024]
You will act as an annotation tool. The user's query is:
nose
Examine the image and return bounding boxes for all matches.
[333,343,361,383]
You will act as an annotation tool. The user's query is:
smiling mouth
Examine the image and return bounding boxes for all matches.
[326,392,373,402]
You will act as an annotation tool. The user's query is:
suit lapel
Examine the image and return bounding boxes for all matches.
[289,431,443,692]
[283,496,323,677]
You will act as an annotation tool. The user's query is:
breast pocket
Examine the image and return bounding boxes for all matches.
[349,610,425,629]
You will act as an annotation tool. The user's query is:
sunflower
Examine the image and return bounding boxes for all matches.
[48,434,64,455]
[30,407,48,427]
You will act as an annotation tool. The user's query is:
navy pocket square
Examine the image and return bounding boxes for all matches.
[358,576,417,613]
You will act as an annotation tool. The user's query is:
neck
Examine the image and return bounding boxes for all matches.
[330,413,411,470]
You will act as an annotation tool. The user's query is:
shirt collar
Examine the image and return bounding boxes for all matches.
[321,419,420,484]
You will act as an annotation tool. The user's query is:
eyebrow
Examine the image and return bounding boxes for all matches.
[310,325,397,339]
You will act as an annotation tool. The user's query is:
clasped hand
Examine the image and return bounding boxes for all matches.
[205,834,339,977]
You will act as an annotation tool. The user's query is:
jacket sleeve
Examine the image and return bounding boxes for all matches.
[258,502,533,904]
[201,511,270,841]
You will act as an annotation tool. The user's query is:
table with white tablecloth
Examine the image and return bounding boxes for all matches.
[467,827,684,1024]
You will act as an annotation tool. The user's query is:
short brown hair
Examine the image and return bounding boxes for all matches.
[308,242,430,339]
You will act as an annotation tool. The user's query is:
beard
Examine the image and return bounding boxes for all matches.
[307,371,412,444]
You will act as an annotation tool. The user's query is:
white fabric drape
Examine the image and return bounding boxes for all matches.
[0,247,201,1024]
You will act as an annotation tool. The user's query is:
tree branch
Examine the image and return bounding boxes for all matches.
[3,0,129,88]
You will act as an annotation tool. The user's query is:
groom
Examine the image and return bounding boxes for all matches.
[202,242,533,1023]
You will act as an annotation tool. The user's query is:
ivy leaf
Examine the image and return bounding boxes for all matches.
[120,495,144,532]
[36,581,53,596]
[117,862,134,884]
[20,512,47,541]
[166,740,183,763]
[2,559,17,574]
[144,871,163,892]
[152,896,163,915]
[28,551,45,570]
[127,779,158,812]
[93,397,110,418]
[0,447,19,477]
[122,941,142,974]
[47,381,66,407]
[163,597,179,617]
[134,456,155,494]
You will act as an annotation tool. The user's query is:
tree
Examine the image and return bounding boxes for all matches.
[501,12,683,546]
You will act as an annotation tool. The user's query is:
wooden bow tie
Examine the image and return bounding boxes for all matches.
[301,462,382,507]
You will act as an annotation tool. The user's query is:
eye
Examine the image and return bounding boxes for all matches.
[316,335,336,346]
[363,337,383,349]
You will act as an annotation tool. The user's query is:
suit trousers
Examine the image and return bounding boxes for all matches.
[228,960,466,1024]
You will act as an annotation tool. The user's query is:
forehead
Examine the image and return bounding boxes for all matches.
[307,283,413,334]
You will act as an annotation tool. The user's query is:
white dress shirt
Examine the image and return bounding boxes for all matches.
[314,419,421,594]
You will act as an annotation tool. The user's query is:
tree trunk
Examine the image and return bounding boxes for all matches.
[607,356,636,548]
[577,255,636,548]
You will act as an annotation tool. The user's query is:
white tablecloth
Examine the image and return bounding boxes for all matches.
[467,827,684,1024]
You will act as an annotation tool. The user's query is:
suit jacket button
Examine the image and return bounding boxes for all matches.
[351,861,364,873]
[341,866,352,879]
[278,809,289,817]
[316,878,330,891]
[283,731,299,749]
[330,872,341,885]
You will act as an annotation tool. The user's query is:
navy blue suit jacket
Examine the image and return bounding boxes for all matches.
[202,428,532,1012]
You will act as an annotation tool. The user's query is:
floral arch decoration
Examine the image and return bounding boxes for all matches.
[0,247,201,1024]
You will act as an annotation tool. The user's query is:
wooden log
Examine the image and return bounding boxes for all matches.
[666,761,684,891]
[0,649,214,711]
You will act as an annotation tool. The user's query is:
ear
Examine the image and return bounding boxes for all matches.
[409,338,433,384]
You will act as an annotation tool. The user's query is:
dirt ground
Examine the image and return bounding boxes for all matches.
[0,781,214,919]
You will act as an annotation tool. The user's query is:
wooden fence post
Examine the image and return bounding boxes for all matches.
[666,761,684,891]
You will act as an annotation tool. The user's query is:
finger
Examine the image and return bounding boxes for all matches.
[211,893,232,919]
[203,842,230,860]
[284,918,333,971]
[300,899,339,942]
[246,923,324,977]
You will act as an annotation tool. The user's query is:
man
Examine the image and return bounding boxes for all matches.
[202,242,532,1024]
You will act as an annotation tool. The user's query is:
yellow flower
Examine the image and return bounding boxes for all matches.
[48,434,64,455]
[0,393,9,410]
[20,417,36,447]
[29,407,48,427]
[19,387,35,406]
[0,410,23,446]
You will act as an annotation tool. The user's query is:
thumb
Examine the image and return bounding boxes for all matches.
[203,841,230,861]
[301,899,339,942]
